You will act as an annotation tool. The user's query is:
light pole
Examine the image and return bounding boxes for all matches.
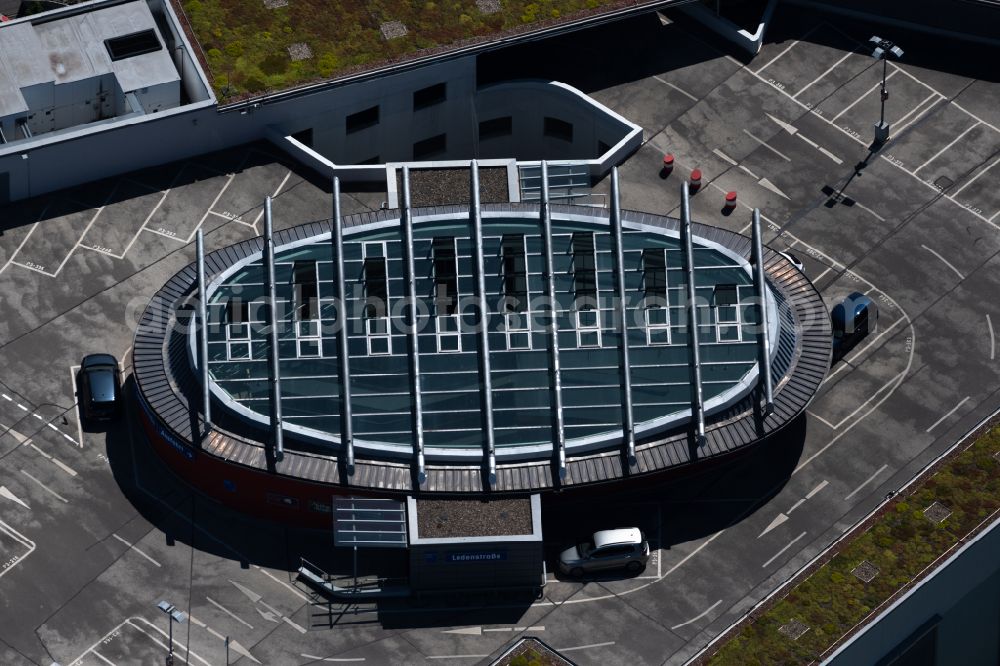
[156,600,188,666]
[869,36,904,145]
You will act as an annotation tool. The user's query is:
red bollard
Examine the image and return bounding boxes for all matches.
[662,153,675,175]
[724,191,737,210]
[689,168,702,192]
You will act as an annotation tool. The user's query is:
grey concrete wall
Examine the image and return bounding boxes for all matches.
[824,517,1000,666]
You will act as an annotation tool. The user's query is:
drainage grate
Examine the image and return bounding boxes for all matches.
[934,176,954,190]
[380,20,408,40]
[923,501,952,524]
[287,43,313,61]
[852,560,880,583]
[476,0,501,13]
[778,619,810,641]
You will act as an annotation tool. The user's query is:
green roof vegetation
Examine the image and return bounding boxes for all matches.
[180,0,625,99]
[707,423,1000,665]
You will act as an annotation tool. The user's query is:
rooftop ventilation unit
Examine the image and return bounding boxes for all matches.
[105,29,162,62]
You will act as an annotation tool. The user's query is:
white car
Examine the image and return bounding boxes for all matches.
[558,528,650,577]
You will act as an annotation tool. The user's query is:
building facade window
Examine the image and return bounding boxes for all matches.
[433,237,460,352]
[544,116,573,142]
[413,82,447,110]
[479,116,512,140]
[572,232,597,307]
[501,234,527,313]
[346,105,379,134]
[363,242,391,355]
[413,133,447,160]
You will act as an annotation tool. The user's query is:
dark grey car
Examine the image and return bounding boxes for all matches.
[80,354,121,421]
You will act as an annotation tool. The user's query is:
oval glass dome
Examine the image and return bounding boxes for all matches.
[197,212,778,461]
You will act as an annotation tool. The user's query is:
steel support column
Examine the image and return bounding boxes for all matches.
[331,177,355,474]
[609,168,635,465]
[264,196,284,462]
[540,162,567,479]
[196,229,211,439]
[470,161,497,485]
[681,183,706,446]
[751,208,774,415]
[401,167,426,485]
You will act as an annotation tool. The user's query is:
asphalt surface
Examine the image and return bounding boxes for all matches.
[1,5,1000,665]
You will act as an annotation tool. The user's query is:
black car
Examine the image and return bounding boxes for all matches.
[831,292,877,362]
[80,354,121,421]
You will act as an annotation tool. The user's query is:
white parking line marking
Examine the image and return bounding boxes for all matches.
[894,96,944,135]
[893,92,940,130]
[111,533,162,567]
[52,457,78,477]
[712,148,738,166]
[758,177,789,199]
[988,315,995,361]
[185,173,236,243]
[300,655,366,663]
[251,170,293,231]
[925,396,971,433]
[755,40,800,74]
[839,316,905,367]
[831,70,898,122]
[282,615,308,634]
[742,129,791,161]
[208,209,256,227]
[793,51,853,99]
[0,218,43,275]
[0,519,36,578]
[0,485,28,509]
[91,649,117,666]
[952,101,1000,135]
[806,479,829,499]
[670,600,723,630]
[952,154,1000,196]
[15,403,27,412]
[205,596,254,629]
[762,531,807,569]
[807,410,836,429]
[844,464,889,500]
[428,655,489,660]
[12,260,59,276]
[19,469,68,503]
[653,75,698,102]
[920,244,965,280]
[915,122,980,174]
[738,164,759,179]
[255,564,309,601]
[129,617,212,666]
[795,133,818,148]
[818,146,843,164]
[557,641,616,652]
[854,201,885,222]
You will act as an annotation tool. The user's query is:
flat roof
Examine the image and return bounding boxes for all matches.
[181,0,694,100]
[0,0,178,118]
[415,497,534,538]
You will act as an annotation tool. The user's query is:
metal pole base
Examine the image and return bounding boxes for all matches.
[873,121,890,144]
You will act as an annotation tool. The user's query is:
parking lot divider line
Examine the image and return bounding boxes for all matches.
[19,469,68,503]
[951,154,1000,196]
[915,121,980,174]
[925,396,971,433]
[185,173,235,244]
[11,260,57,277]
[793,51,854,100]
[53,206,107,278]
[889,62,947,98]
[831,70,898,123]
[67,618,134,666]
[844,463,889,501]
[951,101,1000,136]
[754,40,800,75]
[653,75,698,102]
[761,531,807,569]
[892,92,939,129]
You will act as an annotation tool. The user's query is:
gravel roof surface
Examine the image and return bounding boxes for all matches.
[400,167,510,207]
[416,497,533,538]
